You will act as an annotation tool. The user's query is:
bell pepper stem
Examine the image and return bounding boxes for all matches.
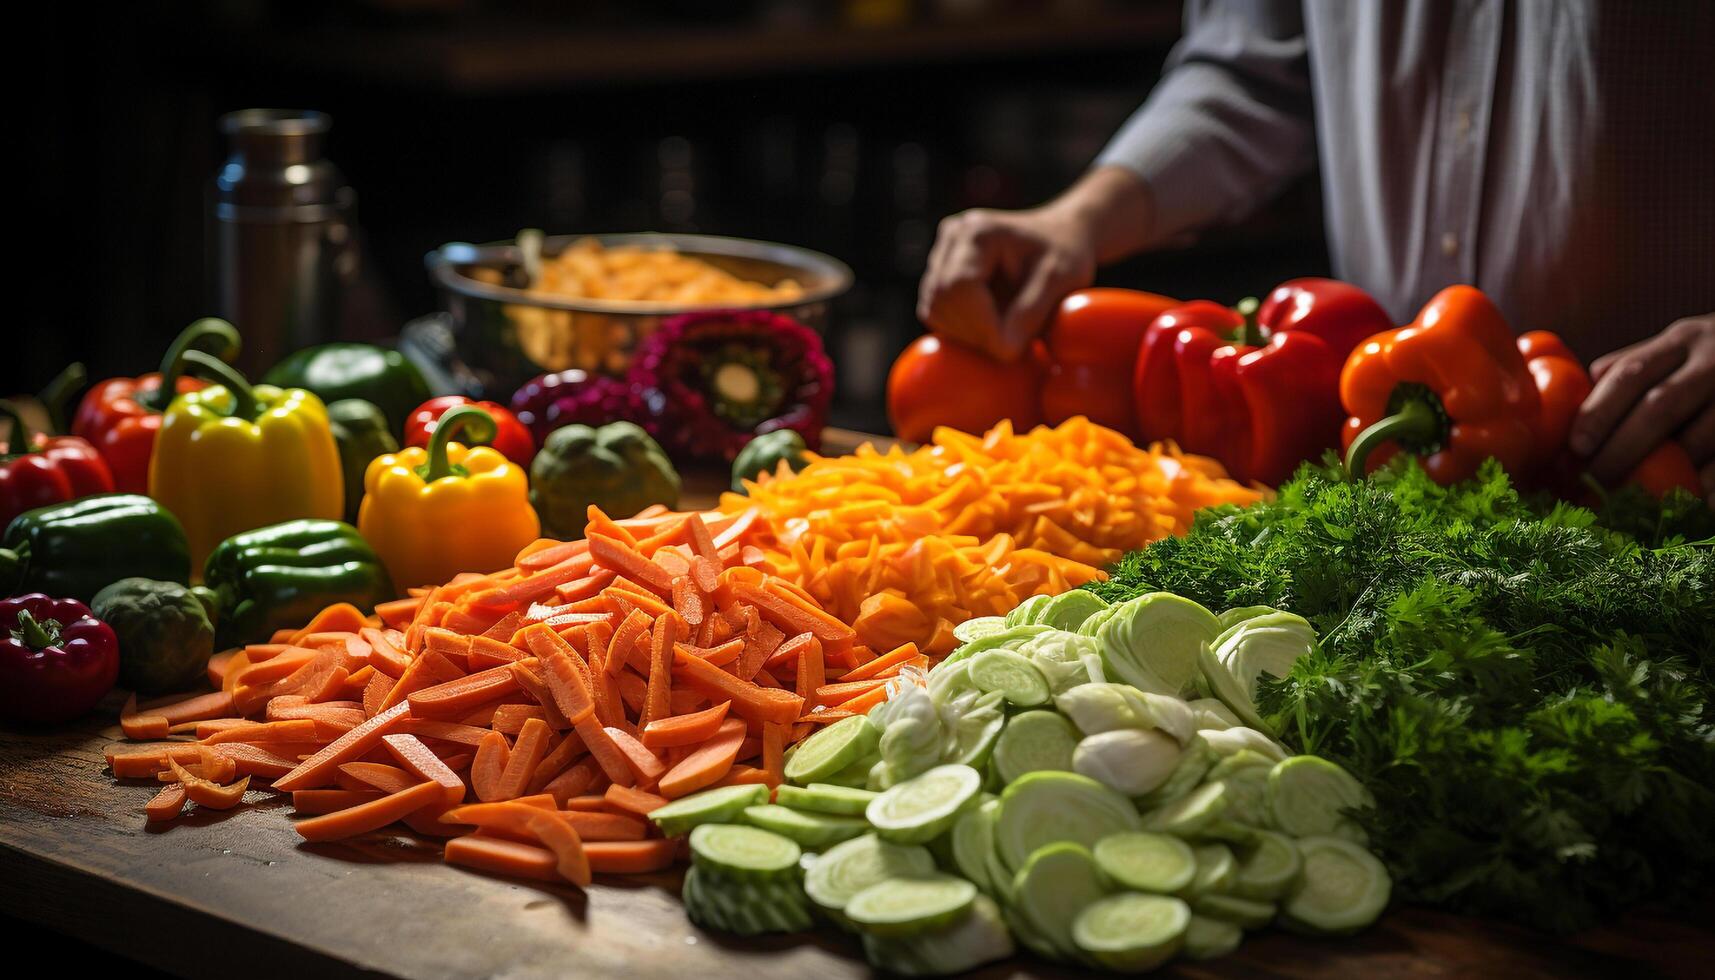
[1345,396,1443,478]
[142,318,242,413]
[179,350,258,420]
[0,399,34,452]
[38,362,87,435]
[1231,297,1266,347]
[11,608,59,650]
[420,405,497,482]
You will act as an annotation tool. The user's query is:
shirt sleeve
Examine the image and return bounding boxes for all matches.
[1096,0,1316,245]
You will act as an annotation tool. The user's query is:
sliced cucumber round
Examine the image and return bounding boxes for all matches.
[996,771,1141,871]
[785,714,882,785]
[682,865,814,935]
[1233,830,1303,900]
[1266,755,1373,841]
[1135,736,1216,810]
[1183,913,1243,960]
[1141,780,1228,838]
[1092,831,1197,894]
[1010,842,1108,960]
[1188,842,1237,895]
[950,798,999,896]
[860,894,1014,976]
[804,833,937,914]
[845,874,977,938]
[1190,892,1275,929]
[649,783,770,837]
[969,648,1051,706]
[689,823,802,881]
[741,804,869,850]
[1280,835,1391,935]
[774,782,878,816]
[867,764,983,845]
[993,710,1079,784]
[1072,892,1190,972]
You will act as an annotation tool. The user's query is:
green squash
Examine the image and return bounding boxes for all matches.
[530,421,681,539]
[731,428,810,494]
[90,577,216,695]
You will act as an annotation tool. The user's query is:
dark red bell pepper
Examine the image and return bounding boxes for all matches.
[0,593,119,725]
[404,396,536,467]
[70,318,240,494]
[0,399,115,529]
[1133,278,1392,485]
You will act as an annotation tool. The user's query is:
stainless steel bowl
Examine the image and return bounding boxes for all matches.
[427,232,854,396]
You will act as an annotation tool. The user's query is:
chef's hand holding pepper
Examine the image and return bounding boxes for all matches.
[1571,314,1715,506]
[917,166,1156,362]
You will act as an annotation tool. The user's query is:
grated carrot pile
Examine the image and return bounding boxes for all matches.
[105,506,925,889]
[723,416,1264,655]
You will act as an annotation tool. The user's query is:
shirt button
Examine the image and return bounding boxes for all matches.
[1441,232,1459,257]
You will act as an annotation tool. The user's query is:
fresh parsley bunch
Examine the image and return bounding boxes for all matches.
[1092,459,1715,931]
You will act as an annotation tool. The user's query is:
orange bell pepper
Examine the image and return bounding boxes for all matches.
[1341,285,1542,484]
[886,334,1044,444]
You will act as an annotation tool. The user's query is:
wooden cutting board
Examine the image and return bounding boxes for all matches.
[1,427,1706,978]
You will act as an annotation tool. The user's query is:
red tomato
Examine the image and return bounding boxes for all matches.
[1041,288,1179,436]
[404,396,536,467]
[887,335,1045,444]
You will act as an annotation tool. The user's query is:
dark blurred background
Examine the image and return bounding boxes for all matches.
[19,0,1327,434]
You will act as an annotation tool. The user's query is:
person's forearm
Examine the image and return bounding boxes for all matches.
[1041,165,1160,265]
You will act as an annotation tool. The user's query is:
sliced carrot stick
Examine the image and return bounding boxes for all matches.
[516,537,591,573]
[167,757,250,810]
[583,839,678,875]
[528,625,596,722]
[489,703,545,735]
[602,727,667,785]
[508,662,571,730]
[374,596,425,630]
[573,714,635,788]
[811,678,888,708]
[361,627,412,677]
[603,783,670,820]
[671,578,707,628]
[672,647,805,725]
[211,742,302,779]
[588,533,676,596]
[145,690,238,726]
[471,730,512,803]
[796,708,857,726]
[363,671,391,718]
[526,730,588,794]
[145,783,188,822]
[640,700,732,750]
[677,638,744,669]
[206,648,241,688]
[737,610,784,682]
[294,780,441,842]
[761,721,786,789]
[833,683,891,715]
[668,687,710,717]
[838,642,921,682]
[527,813,592,887]
[474,554,599,609]
[120,695,170,740]
[656,718,747,798]
[407,664,520,719]
[561,810,647,842]
[795,636,826,701]
[730,580,853,644]
[379,649,465,712]
[468,634,527,669]
[288,603,367,645]
[495,718,553,801]
[399,719,493,746]
[710,764,773,789]
[541,759,601,805]
[273,701,411,792]
[641,611,678,728]
[443,834,559,882]
[439,798,561,836]
[292,789,385,815]
[607,609,651,678]
[339,761,418,794]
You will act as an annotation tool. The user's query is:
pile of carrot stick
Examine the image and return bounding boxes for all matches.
[106,505,930,889]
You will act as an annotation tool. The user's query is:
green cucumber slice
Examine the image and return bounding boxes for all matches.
[648,783,770,837]
[866,764,983,845]
[1207,749,1276,782]
[741,805,869,850]
[1141,781,1228,838]
[1191,892,1275,929]
[682,865,814,935]
[845,873,977,937]
[860,894,1014,976]
[688,823,801,881]
[941,624,1051,668]
[1135,736,1216,809]
[995,771,1142,871]
[950,799,999,896]
[1266,755,1373,842]
[993,710,1079,784]
[1214,767,1271,828]
[1010,842,1108,960]
[804,833,936,914]
[1196,818,1261,847]
[1280,835,1391,935]
[1092,831,1198,894]
[1183,913,1243,960]
[1233,830,1303,900]
[1071,892,1190,972]
[1188,843,1237,895]
[785,714,881,785]
[969,648,1051,706]
[774,782,878,816]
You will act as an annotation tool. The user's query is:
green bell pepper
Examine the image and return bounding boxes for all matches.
[326,399,398,524]
[262,342,431,436]
[0,494,190,603]
[731,428,810,493]
[203,519,394,646]
[90,577,216,695]
[529,421,681,540]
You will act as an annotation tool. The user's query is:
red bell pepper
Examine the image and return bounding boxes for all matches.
[1042,288,1179,437]
[1133,278,1391,485]
[887,334,1045,444]
[1519,330,1702,499]
[0,399,115,529]
[404,396,536,467]
[70,319,241,494]
[0,593,118,725]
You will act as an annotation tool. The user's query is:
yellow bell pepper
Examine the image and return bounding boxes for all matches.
[149,351,343,573]
[358,405,540,590]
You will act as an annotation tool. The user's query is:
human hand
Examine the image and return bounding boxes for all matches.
[1571,314,1715,504]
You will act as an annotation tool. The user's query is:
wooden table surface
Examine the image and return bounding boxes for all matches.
[2,428,1707,979]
